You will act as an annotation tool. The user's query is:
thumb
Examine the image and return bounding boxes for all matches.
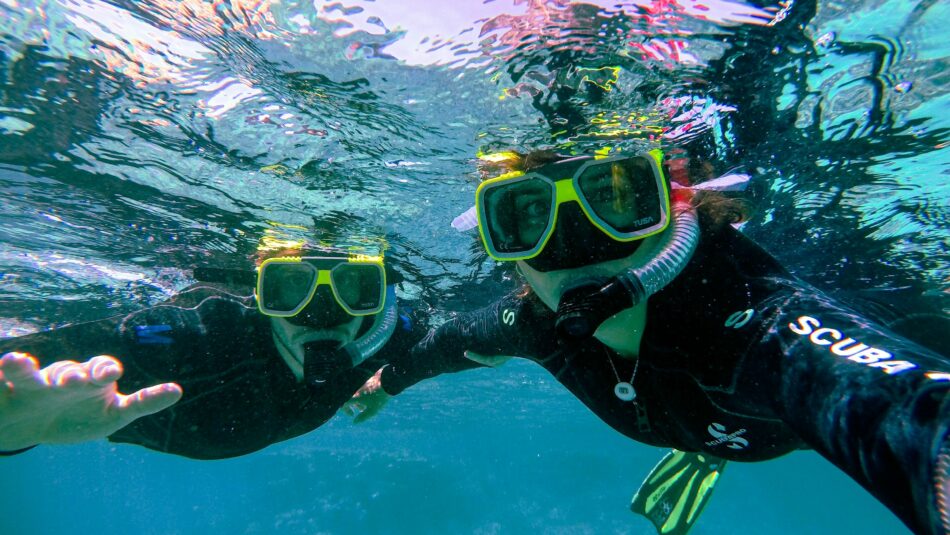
[118,383,183,421]
[464,351,513,368]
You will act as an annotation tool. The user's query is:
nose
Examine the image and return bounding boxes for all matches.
[549,202,593,248]
[288,285,351,328]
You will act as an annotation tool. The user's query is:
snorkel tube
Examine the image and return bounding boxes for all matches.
[340,284,399,366]
[301,285,398,383]
[556,197,700,341]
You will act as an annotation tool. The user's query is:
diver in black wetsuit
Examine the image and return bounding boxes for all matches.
[0,247,424,460]
[361,150,950,535]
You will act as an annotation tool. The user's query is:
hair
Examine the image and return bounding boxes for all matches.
[690,190,751,229]
[479,149,751,231]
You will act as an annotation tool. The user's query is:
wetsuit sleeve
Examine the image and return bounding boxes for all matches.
[381,292,553,395]
[752,288,950,535]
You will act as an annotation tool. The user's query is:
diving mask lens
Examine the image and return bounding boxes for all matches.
[257,257,386,317]
[330,262,385,315]
[481,176,555,255]
[575,155,667,235]
[258,262,318,316]
[476,151,670,261]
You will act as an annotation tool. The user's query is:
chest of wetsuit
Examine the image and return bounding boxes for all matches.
[383,228,806,459]
[0,284,425,460]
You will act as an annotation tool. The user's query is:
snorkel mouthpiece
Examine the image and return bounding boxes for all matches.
[303,340,349,383]
[555,201,700,343]
[556,278,643,340]
[302,285,399,384]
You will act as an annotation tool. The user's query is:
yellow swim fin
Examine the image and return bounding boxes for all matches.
[630,450,727,535]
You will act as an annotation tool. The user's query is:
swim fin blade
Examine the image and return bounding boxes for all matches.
[630,449,727,535]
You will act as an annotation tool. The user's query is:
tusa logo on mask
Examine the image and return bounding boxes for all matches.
[787,315,917,375]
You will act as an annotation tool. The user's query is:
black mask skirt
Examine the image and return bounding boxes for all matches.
[523,202,643,273]
[284,285,355,329]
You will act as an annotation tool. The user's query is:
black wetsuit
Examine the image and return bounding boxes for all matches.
[380,223,950,535]
[0,283,426,460]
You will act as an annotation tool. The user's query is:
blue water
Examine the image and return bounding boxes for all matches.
[2,363,908,534]
[1,0,947,533]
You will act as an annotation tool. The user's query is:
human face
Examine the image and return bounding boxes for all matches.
[516,232,664,311]
[270,309,365,350]
[257,254,386,320]
[476,150,670,267]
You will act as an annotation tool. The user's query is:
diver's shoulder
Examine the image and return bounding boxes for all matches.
[162,282,256,309]
[696,222,793,280]
[116,283,260,336]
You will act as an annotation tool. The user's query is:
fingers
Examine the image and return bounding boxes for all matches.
[340,401,357,417]
[44,360,87,387]
[353,403,381,424]
[1,352,46,391]
[2,354,124,392]
[86,356,123,386]
[117,383,182,420]
[1,352,40,377]
[352,372,383,399]
[46,355,124,388]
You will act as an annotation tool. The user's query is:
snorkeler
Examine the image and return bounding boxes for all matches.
[354,150,950,534]
[0,244,421,459]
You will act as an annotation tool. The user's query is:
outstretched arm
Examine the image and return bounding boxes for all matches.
[378,293,552,396]
[343,351,514,423]
[0,285,239,454]
[0,352,181,452]
[754,289,950,535]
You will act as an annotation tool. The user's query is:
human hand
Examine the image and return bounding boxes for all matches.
[342,367,390,424]
[464,351,512,368]
[0,352,182,451]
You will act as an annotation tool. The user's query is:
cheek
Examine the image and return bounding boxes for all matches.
[517,262,561,310]
[346,316,364,337]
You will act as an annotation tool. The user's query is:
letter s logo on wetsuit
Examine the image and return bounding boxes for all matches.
[704,422,749,450]
[502,308,516,326]
[724,309,754,329]
[788,315,918,375]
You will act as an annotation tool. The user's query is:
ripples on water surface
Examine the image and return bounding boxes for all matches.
[1,0,947,533]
